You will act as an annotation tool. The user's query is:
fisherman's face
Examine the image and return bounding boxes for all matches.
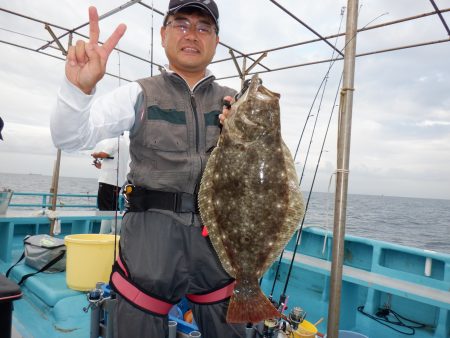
[161,10,219,76]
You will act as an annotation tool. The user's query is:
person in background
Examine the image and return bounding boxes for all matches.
[51,0,245,337]
[91,134,129,234]
[0,117,4,141]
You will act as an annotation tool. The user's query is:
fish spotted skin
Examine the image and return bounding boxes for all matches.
[198,74,305,323]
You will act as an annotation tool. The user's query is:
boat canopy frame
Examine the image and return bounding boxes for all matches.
[0,1,449,337]
[0,1,448,83]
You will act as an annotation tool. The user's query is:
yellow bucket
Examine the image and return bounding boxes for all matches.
[65,234,119,291]
[293,320,318,338]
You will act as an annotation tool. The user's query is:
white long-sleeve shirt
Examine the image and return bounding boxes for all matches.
[51,77,141,152]
[51,69,215,152]
[94,136,130,187]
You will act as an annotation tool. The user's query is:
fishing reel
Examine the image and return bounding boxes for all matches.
[288,306,307,331]
[267,294,287,313]
[261,295,284,338]
[92,158,101,167]
[262,318,278,338]
[83,282,106,312]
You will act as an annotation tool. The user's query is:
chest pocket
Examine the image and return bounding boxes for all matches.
[143,105,188,152]
[204,110,221,153]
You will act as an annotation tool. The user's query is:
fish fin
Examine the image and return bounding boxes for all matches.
[226,280,280,323]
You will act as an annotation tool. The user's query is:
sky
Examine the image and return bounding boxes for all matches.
[0,0,449,200]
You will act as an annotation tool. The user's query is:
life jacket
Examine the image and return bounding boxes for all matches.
[128,71,236,195]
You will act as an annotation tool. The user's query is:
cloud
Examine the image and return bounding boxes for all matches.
[0,122,55,155]
[0,0,449,200]
[416,120,450,127]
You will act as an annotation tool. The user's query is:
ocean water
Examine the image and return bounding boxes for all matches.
[304,192,450,255]
[1,172,449,254]
[1,173,98,210]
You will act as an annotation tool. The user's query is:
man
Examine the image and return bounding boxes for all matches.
[91,135,129,234]
[51,1,245,337]
[0,117,4,141]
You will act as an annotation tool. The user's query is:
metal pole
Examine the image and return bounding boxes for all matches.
[37,0,142,51]
[49,149,61,235]
[241,57,247,88]
[326,0,359,337]
[89,304,100,338]
[105,298,117,338]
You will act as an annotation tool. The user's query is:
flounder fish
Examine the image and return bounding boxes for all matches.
[198,74,305,323]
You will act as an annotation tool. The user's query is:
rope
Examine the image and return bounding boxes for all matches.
[335,168,350,174]
[357,306,426,335]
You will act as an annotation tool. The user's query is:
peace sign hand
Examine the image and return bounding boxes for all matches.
[66,6,127,94]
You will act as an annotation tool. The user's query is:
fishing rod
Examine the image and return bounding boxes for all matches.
[112,48,123,260]
[292,75,327,162]
[290,7,350,163]
[258,75,343,336]
[270,3,384,301]
[150,0,154,76]
[282,72,343,296]
[292,10,351,167]
[298,73,329,186]
[271,68,332,298]
[269,7,347,298]
[298,6,352,185]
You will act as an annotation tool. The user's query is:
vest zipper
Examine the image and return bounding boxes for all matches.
[189,74,215,153]
[190,92,203,216]
[190,93,199,153]
[178,73,213,197]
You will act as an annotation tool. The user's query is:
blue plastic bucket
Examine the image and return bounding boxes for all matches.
[324,330,368,338]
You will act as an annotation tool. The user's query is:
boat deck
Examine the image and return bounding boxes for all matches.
[260,226,450,338]
[1,212,449,338]
[283,250,450,310]
[0,212,104,338]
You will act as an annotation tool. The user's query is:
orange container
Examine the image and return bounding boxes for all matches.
[293,320,318,338]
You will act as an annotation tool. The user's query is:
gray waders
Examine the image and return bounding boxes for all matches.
[112,211,246,338]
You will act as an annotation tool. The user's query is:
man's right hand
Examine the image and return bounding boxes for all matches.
[66,6,127,94]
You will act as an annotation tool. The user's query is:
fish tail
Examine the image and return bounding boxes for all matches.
[226,278,280,323]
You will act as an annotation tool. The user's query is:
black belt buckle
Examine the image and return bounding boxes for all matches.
[123,184,134,201]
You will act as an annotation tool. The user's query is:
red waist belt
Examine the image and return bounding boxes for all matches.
[110,256,235,316]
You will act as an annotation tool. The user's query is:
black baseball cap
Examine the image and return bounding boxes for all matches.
[165,0,219,32]
[0,117,4,140]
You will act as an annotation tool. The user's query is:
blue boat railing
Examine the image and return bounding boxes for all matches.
[9,192,98,209]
